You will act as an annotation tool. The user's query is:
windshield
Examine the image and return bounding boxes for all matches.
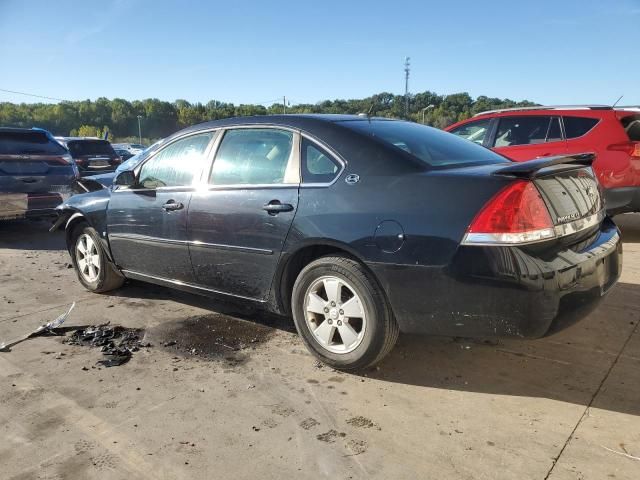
[343,120,508,168]
[0,130,68,155]
[115,140,162,174]
[67,140,115,156]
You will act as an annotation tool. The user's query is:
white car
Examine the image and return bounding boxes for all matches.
[112,143,146,155]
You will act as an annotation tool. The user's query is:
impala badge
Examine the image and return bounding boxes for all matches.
[557,212,580,223]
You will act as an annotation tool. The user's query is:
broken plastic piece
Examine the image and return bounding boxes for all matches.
[0,303,75,352]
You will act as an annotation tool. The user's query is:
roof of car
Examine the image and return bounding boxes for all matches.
[175,114,397,139]
[56,136,105,141]
[472,105,637,117]
[0,127,50,134]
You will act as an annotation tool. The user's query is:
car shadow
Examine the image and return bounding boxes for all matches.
[363,283,639,418]
[0,219,65,251]
[109,280,296,334]
[614,213,640,243]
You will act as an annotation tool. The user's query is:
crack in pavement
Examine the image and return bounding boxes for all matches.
[543,320,640,480]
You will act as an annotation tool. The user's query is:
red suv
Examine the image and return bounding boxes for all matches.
[446,106,640,214]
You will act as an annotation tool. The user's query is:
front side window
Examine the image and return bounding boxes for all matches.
[138,132,213,189]
[449,118,492,145]
[494,116,562,147]
[301,138,341,183]
[210,128,294,185]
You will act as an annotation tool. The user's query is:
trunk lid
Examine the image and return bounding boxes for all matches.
[493,153,603,226]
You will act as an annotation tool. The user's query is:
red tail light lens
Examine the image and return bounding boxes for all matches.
[608,141,640,158]
[463,180,556,245]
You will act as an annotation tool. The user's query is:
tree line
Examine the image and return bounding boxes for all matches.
[0,91,535,142]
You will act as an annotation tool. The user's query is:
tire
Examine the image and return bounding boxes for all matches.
[291,255,399,370]
[70,223,124,293]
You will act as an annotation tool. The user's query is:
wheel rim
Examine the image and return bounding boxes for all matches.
[303,276,367,354]
[75,234,101,282]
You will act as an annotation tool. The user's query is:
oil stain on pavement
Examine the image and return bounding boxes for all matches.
[147,313,277,363]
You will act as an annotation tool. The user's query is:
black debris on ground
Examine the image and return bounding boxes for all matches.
[66,324,150,367]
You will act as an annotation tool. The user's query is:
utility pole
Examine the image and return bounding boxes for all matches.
[283,96,287,114]
[404,56,410,119]
[136,115,143,144]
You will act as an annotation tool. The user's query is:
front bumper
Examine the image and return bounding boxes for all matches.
[604,186,640,214]
[369,218,622,338]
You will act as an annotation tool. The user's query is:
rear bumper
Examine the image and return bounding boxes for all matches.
[0,192,70,220]
[368,218,622,338]
[604,186,640,214]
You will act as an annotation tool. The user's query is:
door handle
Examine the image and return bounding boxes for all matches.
[262,200,294,215]
[162,200,184,211]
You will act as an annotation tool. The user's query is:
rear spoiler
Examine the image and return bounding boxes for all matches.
[493,153,595,179]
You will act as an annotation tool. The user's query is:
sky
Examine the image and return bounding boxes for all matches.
[0,0,639,106]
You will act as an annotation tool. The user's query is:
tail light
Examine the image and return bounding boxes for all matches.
[462,180,556,245]
[608,141,640,158]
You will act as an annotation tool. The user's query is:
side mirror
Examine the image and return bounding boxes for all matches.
[114,170,136,188]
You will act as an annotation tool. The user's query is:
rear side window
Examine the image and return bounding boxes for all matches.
[621,115,640,141]
[449,118,492,145]
[0,130,67,155]
[139,132,213,188]
[494,116,562,147]
[210,128,295,185]
[67,140,115,157]
[344,120,507,168]
[301,138,341,183]
[563,117,599,139]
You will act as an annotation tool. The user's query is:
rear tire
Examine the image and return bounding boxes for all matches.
[291,255,399,370]
[70,224,124,293]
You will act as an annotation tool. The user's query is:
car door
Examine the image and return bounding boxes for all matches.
[187,127,300,300]
[107,131,216,282]
[490,115,568,161]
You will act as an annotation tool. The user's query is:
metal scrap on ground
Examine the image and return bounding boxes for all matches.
[0,302,76,352]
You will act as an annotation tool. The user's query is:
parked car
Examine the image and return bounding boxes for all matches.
[114,148,135,162]
[77,141,164,190]
[56,137,121,176]
[445,105,640,214]
[113,143,146,155]
[51,115,621,369]
[0,127,78,220]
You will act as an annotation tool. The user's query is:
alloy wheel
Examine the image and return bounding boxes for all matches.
[76,233,101,283]
[303,275,367,354]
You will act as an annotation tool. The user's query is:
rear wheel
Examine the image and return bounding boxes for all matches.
[291,255,398,370]
[70,224,124,293]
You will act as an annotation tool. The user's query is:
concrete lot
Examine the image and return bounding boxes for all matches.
[0,215,638,480]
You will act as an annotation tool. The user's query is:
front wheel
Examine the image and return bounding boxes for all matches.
[291,255,399,370]
[70,224,124,293]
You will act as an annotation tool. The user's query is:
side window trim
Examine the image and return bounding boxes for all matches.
[483,118,498,148]
[299,133,346,187]
[205,125,302,189]
[124,130,217,192]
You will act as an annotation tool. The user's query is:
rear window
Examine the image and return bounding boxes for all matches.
[0,130,67,155]
[621,115,640,141]
[344,120,507,168]
[67,140,115,156]
[563,117,599,139]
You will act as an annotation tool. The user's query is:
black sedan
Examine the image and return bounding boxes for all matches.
[51,115,622,369]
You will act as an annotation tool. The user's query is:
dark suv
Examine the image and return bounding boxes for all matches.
[446,106,640,214]
[0,127,78,220]
[56,137,121,176]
